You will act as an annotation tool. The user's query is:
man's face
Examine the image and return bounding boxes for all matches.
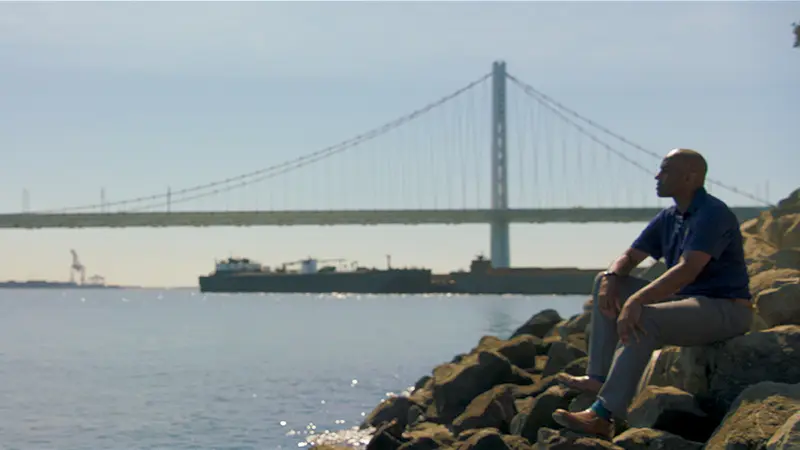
[655,156,686,198]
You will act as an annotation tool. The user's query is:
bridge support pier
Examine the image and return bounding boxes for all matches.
[490,61,510,268]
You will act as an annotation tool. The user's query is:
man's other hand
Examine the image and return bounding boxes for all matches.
[597,276,621,319]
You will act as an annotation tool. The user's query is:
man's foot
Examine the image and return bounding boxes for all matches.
[555,373,603,394]
[551,408,614,440]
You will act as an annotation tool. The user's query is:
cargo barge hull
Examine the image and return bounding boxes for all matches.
[200,269,434,294]
[198,256,607,295]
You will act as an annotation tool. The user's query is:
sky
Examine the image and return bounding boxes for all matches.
[1,1,798,287]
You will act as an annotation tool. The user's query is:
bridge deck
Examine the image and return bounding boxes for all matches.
[0,207,766,229]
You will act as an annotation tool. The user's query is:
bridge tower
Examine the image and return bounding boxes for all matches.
[490,60,510,268]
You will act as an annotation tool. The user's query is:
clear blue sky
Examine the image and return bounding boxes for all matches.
[1,1,798,287]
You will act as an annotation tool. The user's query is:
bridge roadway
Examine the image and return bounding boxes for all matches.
[0,207,766,229]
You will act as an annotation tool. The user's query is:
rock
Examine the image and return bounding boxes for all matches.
[533,355,548,374]
[541,341,587,377]
[366,419,405,450]
[452,428,531,450]
[397,439,439,450]
[743,188,800,298]
[741,191,800,252]
[408,387,435,423]
[413,375,432,391]
[510,309,562,339]
[431,351,515,423]
[548,312,591,342]
[626,386,715,442]
[509,385,577,442]
[561,356,588,378]
[500,434,536,450]
[769,248,800,270]
[536,427,623,449]
[474,335,541,370]
[705,381,800,450]
[766,412,800,450]
[640,325,800,418]
[750,268,800,297]
[755,280,800,327]
[776,188,800,210]
[513,374,560,402]
[399,422,454,449]
[708,325,800,415]
[451,384,517,434]
[362,396,420,430]
[406,404,426,427]
[612,428,703,450]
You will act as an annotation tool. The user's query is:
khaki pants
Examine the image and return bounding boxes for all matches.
[586,273,753,418]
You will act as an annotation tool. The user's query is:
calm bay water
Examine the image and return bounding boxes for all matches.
[0,289,586,449]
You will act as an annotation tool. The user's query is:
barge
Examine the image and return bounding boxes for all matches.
[198,255,605,295]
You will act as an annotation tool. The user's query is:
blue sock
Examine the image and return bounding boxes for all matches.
[588,374,606,383]
[590,400,612,420]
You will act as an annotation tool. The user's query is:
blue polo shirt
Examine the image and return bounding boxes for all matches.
[631,187,751,299]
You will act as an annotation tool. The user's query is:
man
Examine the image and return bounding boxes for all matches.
[551,148,754,438]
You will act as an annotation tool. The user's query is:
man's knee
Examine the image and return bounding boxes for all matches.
[625,310,660,348]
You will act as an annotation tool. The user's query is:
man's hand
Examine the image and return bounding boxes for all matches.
[597,276,622,319]
[617,299,646,345]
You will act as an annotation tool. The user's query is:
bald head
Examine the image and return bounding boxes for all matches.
[665,148,708,184]
[655,148,709,199]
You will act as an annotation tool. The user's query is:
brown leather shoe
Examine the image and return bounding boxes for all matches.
[551,408,614,440]
[555,373,603,394]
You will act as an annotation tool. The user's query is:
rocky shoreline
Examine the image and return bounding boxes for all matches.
[313,188,800,450]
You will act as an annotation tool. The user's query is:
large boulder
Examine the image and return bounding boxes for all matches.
[741,188,800,250]
[626,385,715,442]
[451,384,517,434]
[472,335,541,370]
[755,281,800,328]
[708,325,800,414]
[640,325,800,418]
[509,385,578,442]
[705,381,800,449]
[743,188,800,282]
[510,309,562,339]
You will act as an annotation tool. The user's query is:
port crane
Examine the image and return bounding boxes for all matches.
[70,249,85,284]
[69,250,106,286]
[794,22,800,48]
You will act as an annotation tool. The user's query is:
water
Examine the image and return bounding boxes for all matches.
[0,289,587,449]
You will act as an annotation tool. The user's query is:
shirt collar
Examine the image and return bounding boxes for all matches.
[684,187,707,217]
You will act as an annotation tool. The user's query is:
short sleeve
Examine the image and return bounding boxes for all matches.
[683,208,733,260]
[631,210,665,260]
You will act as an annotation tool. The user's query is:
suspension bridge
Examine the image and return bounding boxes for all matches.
[1,61,768,268]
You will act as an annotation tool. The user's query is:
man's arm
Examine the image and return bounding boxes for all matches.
[609,210,665,276]
[608,248,651,276]
[627,251,711,305]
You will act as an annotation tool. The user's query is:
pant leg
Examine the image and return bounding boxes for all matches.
[587,273,651,380]
[597,296,753,418]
